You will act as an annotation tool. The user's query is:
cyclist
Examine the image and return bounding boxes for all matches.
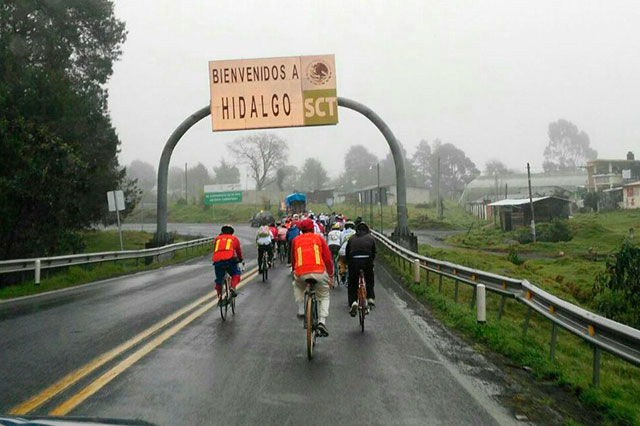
[286,219,301,264]
[346,221,377,316]
[256,220,273,273]
[269,221,278,260]
[327,223,342,277]
[337,221,356,283]
[291,219,334,336]
[277,221,288,258]
[212,224,243,301]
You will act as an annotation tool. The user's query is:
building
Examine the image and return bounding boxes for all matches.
[585,152,640,191]
[623,181,640,209]
[339,184,430,206]
[488,196,572,231]
[461,170,586,220]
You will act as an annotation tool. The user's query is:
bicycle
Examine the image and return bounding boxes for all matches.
[357,270,368,332]
[303,278,320,360]
[278,241,287,264]
[332,253,340,286]
[260,248,269,282]
[219,266,239,321]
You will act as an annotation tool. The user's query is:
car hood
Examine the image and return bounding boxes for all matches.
[0,415,155,426]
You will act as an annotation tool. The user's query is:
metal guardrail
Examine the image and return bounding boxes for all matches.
[372,230,640,386]
[0,237,214,279]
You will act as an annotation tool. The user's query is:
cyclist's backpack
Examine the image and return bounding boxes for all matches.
[257,225,270,238]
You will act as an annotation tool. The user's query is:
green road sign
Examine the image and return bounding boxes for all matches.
[204,191,243,205]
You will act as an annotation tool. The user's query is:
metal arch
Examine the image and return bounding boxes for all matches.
[155,101,410,244]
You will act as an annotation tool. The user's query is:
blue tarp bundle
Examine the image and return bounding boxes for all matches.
[285,193,306,206]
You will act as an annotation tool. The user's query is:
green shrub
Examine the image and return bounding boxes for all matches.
[507,245,525,265]
[515,219,572,244]
[594,239,640,328]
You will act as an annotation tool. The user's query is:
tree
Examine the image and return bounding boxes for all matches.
[543,119,597,172]
[379,142,418,187]
[168,166,184,198]
[227,133,288,190]
[484,159,510,176]
[0,1,128,258]
[431,140,480,195]
[212,159,240,185]
[128,160,156,194]
[342,145,379,190]
[186,163,211,201]
[276,165,299,191]
[300,158,329,191]
[412,139,432,188]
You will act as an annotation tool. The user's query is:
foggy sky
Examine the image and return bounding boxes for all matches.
[109,0,640,184]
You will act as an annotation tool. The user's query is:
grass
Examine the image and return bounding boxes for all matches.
[384,248,640,425]
[441,209,640,309]
[130,199,478,230]
[0,230,212,300]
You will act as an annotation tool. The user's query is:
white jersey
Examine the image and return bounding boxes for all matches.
[340,228,356,245]
[327,230,341,247]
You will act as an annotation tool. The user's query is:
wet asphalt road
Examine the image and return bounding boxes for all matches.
[1,226,517,425]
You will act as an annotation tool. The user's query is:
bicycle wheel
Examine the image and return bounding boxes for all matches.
[229,278,236,315]
[305,295,314,360]
[261,255,267,282]
[219,282,227,321]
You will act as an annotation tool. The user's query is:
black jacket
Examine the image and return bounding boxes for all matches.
[345,229,376,261]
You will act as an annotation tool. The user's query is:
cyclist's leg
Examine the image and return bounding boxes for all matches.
[291,273,306,316]
[347,259,361,306]
[229,261,241,290]
[311,272,331,326]
[257,245,265,271]
[364,258,375,302]
[213,262,226,298]
[267,243,274,265]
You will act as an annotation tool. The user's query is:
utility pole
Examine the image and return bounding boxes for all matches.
[436,157,442,219]
[505,183,508,200]
[527,162,536,243]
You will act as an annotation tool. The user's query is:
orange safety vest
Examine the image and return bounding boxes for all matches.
[293,233,326,276]
[212,234,236,262]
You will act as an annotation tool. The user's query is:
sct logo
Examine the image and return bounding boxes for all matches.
[304,96,337,118]
[306,60,332,86]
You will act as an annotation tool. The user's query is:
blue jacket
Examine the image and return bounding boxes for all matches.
[286,226,300,241]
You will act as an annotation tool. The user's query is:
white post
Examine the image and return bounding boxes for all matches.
[34,259,41,285]
[413,259,420,284]
[477,284,486,324]
[115,206,123,251]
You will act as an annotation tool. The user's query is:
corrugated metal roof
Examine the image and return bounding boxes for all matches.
[488,196,570,207]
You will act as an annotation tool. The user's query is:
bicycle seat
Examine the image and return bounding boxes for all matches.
[305,278,318,285]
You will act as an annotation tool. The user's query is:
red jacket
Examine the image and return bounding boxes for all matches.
[291,232,333,277]
[269,226,278,239]
[212,234,243,262]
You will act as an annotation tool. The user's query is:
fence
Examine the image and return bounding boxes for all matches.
[374,230,640,387]
[0,237,215,284]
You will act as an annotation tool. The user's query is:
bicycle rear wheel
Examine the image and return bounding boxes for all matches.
[305,295,314,360]
[219,285,227,321]
[230,282,236,315]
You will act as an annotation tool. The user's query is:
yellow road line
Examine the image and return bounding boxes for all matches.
[51,271,257,416]
[10,267,257,415]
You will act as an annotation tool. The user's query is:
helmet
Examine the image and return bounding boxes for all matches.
[354,216,363,226]
[299,219,315,232]
[344,221,355,230]
[356,221,370,233]
[276,221,282,226]
[332,223,341,230]
[293,213,299,219]
[221,224,234,234]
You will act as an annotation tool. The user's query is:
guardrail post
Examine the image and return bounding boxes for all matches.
[470,286,476,309]
[34,259,41,286]
[413,259,420,284]
[438,275,443,293]
[497,295,506,320]
[592,346,600,388]
[522,307,532,337]
[454,280,459,302]
[476,284,486,324]
[550,323,558,360]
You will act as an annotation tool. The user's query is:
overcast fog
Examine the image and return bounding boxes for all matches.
[109,0,640,182]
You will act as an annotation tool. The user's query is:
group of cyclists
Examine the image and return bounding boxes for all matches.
[210,211,377,338]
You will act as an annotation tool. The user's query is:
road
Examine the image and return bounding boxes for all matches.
[1,225,519,425]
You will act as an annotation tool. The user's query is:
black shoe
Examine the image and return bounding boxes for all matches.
[230,288,238,298]
[317,322,329,337]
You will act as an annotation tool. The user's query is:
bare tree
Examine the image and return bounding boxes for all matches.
[227,133,289,190]
[543,119,597,172]
[484,159,510,175]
